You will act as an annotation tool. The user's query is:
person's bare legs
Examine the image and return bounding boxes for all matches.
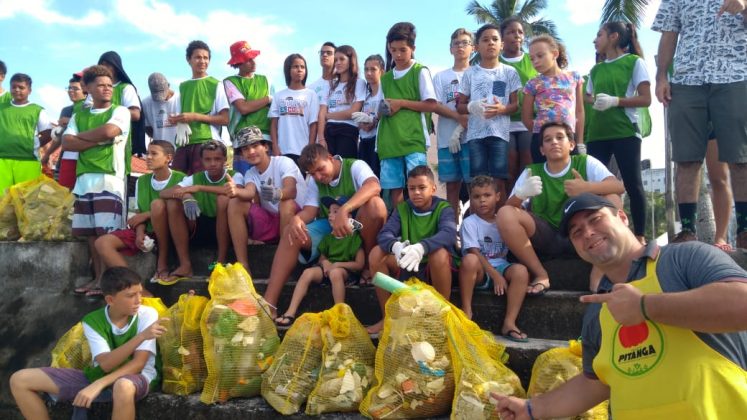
[446,181,463,225]
[263,224,309,314]
[356,196,387,282]
[95,234,127,269]
[278,199,298,235]
[165,199,193,276]
[149,199,170,276]
[427,248,452,300]
[10,368,59,420]
[495,178,507,209]
[227,198,252,269]
[216,195,231,264]
[328,267,349,303]
[502,264,529,338]
[458,253,482,319]
[496,206,549,290]
[367,245,399,334]
[706,141,732,247]
[389,188,404,208]
[111,377,137,420]
[507,147,519,195]
[729,162,747,248]
[279,266,323,320]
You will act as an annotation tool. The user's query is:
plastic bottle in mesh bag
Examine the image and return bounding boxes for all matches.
[200,263,280,404]
[306,303,376,415]
[9,176,75,241]
[0,193,20,240]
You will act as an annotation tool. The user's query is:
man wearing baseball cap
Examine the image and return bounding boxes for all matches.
[495,192,747,419]
[224,40,274,141]
[141,72,180,145]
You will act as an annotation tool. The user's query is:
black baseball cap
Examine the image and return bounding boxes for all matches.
[559,193,617,236]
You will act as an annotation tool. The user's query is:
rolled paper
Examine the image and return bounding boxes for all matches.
[372,272,409,293]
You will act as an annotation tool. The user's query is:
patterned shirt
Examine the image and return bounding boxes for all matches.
[651,0,747,85]
[523,71,582,133]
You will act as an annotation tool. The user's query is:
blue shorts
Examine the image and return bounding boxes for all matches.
[475,260,512,290]
[380,152,427,189]
[437,147,471,183]
[298,218,332,264]
[468,137,509,179]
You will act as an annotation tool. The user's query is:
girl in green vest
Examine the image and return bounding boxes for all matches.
[587,22,652,243]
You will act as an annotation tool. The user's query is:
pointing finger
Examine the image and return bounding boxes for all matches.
[579,293,611,304]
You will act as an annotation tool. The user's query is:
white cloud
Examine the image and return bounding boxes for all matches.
[0,0,106,26]
[34,84,69,123]
[564,0,604,25]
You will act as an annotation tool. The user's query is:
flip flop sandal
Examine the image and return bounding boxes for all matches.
[74,280,97,295]
[85,288,104,298]
[527,281,550,297]
[149,270,169,284]
[158,272,191,286]
[502,329,529,343]
[274,314,295,329]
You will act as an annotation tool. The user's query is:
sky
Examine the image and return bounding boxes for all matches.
[0,0,667,167]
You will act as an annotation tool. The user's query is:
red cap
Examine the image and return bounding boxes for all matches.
[227,41,260,65]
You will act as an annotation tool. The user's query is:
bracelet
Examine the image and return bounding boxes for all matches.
[640,295,651,321]
[526,398,536,420]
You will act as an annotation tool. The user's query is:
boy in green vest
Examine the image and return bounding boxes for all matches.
[160,140,235,283]
[63,65,131,297]
[496,122,623,295]
[262,144,387,315]
[0,60,9,104]
[224,40,273,140]
[274,196,364,327]
[169,40,229,175]
[368,165,458,333]
[95,141,186,285]
[10,267,166,420]
[0,73,53,196]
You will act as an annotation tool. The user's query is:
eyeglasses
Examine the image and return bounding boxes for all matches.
[319,50,335,56]
[451,41,472,48]
[67,86,82,91]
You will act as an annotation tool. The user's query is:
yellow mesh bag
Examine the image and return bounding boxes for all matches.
[306,303,377,415]
[261,312,324,414]
[158,293,209,395]
[9,176,74,241]
[50,322,91,369]
[0,193,20,240]
[200,263,279,404]
[359,278,456,419]
[528,340,609,419]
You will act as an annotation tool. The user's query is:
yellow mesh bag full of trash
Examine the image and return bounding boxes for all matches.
[0,193,20,240]
[158,292,209,395]
[360,277,456,419]
[200,263,279,404]
[9,176,74,241]
[528,340,609,419]
[50,322,91,369]
[306,303,377,415]
[261,312,324,414]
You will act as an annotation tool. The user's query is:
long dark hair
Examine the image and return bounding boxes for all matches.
[385,22,416,71]
[330,45,359,103]
[602,21,643,58]
[283,53,307,87]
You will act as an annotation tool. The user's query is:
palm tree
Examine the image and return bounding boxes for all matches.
[465,0,560,40]
[600,0,651,27]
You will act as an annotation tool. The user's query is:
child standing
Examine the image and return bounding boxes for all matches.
[500,17,537,192]
[274,196,364,327]
[269,53,319,166]
[368,165,457,333]
[523,35,585,163]
[317,45,366,159]
[0,60,8,103]
[458,23,521,205]
[224,40,274,140]
[352,54,385,178]
[0,73,53,196]
[433,28,473,223]
[459,175,529,340]
[377,22,438,207]
[587,22,651,243]
[10,267,165,420]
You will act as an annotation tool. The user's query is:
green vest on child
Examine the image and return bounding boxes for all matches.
[397,199,450,263]
[316,159,357,218]
[75,106,122,176]
[111,83,134,175]
[191,170,234,218]
[378,62,430,159]
[528,155,588,229]
[137,170,186,231]
[0,101,43,160]
[180,77,220,144]
[500,53,537,123]
[225,75,270,136]
[318,231,363,263]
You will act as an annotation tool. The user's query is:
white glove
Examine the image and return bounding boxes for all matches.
[592,93,619,111]
[576,143,587,155]
[52,125,65,141]
[391,240,409,262]
[141,235,155,252]
[467,99,487,118]
[351,111,374,124]
[175,122,192,147]
[260,177,282,204]
[515,169,543,200]
[399,243,425,272]
[448,125,464,154]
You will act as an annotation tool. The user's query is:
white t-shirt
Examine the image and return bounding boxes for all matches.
[83,305,158,384]
[359,86,383,139]
[178,169,230,187]
[303,157,377,207]
[268,87,319,156]
[85,83,140,110]
[323,78,367,126]
[459,63,521,142]
[387,60,437,147]
[309,77,331,104]
[586,54,650,125]
[66,105,130,198]
[460,213,509,266]
[510,155,614,204]
[433,67,467,148]
[141,92,180,144]
[10,102,52,159]
[241,156,307,213]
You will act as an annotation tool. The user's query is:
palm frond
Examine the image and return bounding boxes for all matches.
[492,0,519,21]
[517,0,548,21]
[600,0,650,27]
[465,0,500,24]
[527,17,560,41]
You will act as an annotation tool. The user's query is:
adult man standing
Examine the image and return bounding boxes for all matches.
[652,0,747,246]
[495,193,747,419]
[142,72,179,144]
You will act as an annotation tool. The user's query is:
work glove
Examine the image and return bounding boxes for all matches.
[378,100,392,117]
[182,198,201,221]
[260,178,283,204]
[592,93,619,111]
[576,143,587,155]
[349,218,363,232]
[351,111,374,124]
[467,99,487,118]
[449,125,464,154]
[391,240,409,263]
[52,125,65,141]
[399,243,425,272]
[141,235,155,252]
[515,169,543,200]
[175,122,192,147]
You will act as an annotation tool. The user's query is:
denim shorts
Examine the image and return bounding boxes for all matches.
[437,147,471,183]
[380,152,427,189]
[468,136,509,179]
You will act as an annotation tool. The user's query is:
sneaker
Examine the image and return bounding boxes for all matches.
[672,230,696,243]
[737,231,747,250]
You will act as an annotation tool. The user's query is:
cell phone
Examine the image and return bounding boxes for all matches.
[349,218,363,232]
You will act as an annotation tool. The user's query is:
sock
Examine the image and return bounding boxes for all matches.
[678,203,697,233]
[735,202,747,233]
